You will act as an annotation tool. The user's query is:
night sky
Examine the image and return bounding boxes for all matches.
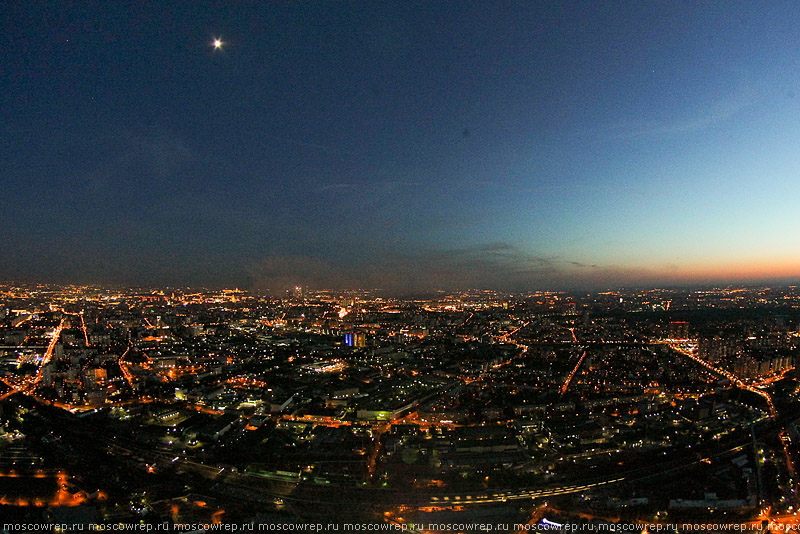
[3,2,800,292]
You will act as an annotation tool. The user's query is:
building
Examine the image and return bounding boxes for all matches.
[344,331,366,348]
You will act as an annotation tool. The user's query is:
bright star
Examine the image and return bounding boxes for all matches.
[212,38,223,49]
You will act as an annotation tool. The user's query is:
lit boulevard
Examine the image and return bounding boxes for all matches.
[560,350,588,396]
[668,342,777,416]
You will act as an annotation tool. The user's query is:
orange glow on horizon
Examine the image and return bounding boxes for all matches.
[668,258,800,281]
[599,255,800,286]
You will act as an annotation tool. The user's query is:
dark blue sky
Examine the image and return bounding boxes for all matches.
[3,1,800,291]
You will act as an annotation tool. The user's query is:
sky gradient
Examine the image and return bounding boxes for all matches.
[3,1,800,292]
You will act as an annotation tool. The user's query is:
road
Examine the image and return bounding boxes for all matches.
[560,349,587,396]
[668,342,776,416]
[2,318,66,395]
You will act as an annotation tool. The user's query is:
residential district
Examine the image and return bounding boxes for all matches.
[2,283,800,532]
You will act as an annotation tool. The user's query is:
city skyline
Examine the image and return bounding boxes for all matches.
[3,2,800,291]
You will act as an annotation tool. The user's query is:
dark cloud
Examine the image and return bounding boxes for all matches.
[246,243,670,294]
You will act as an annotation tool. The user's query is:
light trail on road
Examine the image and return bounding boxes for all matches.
[79,312,90,347]
[118,344,135,388]
[499,321,529,342]
[567,327,578,343]
[669,343,776,416]
[29,318,65,390]
[561,349,587,396]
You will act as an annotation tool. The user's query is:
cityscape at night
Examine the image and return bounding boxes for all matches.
[3,1,800,531]
[1,284,800,530]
